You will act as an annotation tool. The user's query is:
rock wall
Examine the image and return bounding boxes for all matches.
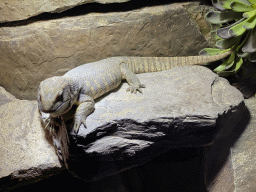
[0,0,131,23]
[0,2,211,100]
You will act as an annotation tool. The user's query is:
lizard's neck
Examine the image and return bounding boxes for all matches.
[64,76,80,102]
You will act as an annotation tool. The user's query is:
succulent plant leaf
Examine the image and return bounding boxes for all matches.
[199,48,222,56]
[229,25,247,37]
[226,61,236,70]
[234,56,244,71]
[249,52,256,61]
[217,18,245,39]
[237,32,251,57]
[236,30,250,46]
[217,70,236,76]
[199,47,232,56]
[216,56,243,76]
[214,52,236,72]
[222,0,251,5]
[242,27,256,52]
[243,15,256,29]
[217,28,233,39]
[217,0,232,9]
[214,60,235,72]
[236,31,252,57]
[240,0,253,5]
[229,18,250,36]
[247,0,256,5]
[230,1,254,12]
[206,10,243,24]
[211,0,228,10]
[237,52,251,57]
[216,36,242,49]
[201,0,256,77]
[214,32,224,41]
[243,9,256,18]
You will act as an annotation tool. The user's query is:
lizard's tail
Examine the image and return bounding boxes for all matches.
[124,49,232,74]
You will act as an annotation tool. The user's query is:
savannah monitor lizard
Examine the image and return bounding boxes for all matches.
[38,51,232,134]
[38,51,232,170]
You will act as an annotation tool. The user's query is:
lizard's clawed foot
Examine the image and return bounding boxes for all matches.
[73,115,87,135]
[39,112,55,132]
[126,84,146,94]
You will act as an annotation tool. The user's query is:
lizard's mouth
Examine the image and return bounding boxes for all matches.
[40,99,71,117]
[51,99,72,117]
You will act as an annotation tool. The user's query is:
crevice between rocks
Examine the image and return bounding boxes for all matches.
[0,0,207,27]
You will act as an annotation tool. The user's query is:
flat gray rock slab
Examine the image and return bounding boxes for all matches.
[61,66,245,181]
[0,87,61,191]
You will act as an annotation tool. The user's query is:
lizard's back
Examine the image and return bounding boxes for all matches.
[64,57,123,99]
[63,52,231,99]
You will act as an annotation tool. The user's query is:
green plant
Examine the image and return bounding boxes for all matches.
[200,0,256,77]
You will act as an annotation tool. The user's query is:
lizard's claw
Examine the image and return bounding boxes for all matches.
[126,84,146,94]
[73,115,87,134]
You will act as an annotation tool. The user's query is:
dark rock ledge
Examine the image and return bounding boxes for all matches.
[0,65,245,190]
[56,66,245,181]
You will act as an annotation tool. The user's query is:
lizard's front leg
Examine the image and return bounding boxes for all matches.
[73,94,95,134]
[120,63,145,93]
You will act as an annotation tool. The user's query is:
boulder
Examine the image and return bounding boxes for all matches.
[0,3,209,100]
[0,65,245,189]
[0,0,131,23]
[51,66,245,181]
[0,87,61,191]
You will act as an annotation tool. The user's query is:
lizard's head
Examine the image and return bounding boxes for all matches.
[38,76,74,117]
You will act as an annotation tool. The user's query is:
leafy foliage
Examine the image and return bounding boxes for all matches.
[200,0,256,76]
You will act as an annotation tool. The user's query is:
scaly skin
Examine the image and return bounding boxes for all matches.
[38,51,232,134]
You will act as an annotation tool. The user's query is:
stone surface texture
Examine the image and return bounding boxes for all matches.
[212,160,235,192]
[0,0,131,23]
[206,95,256,192]
[207,151,235,192]
[0,65,245,188]
[54,66,244,181]
[183,2,216,47]
[0,87,61,191]
[0,3,209,100]
[231,97,256,192]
